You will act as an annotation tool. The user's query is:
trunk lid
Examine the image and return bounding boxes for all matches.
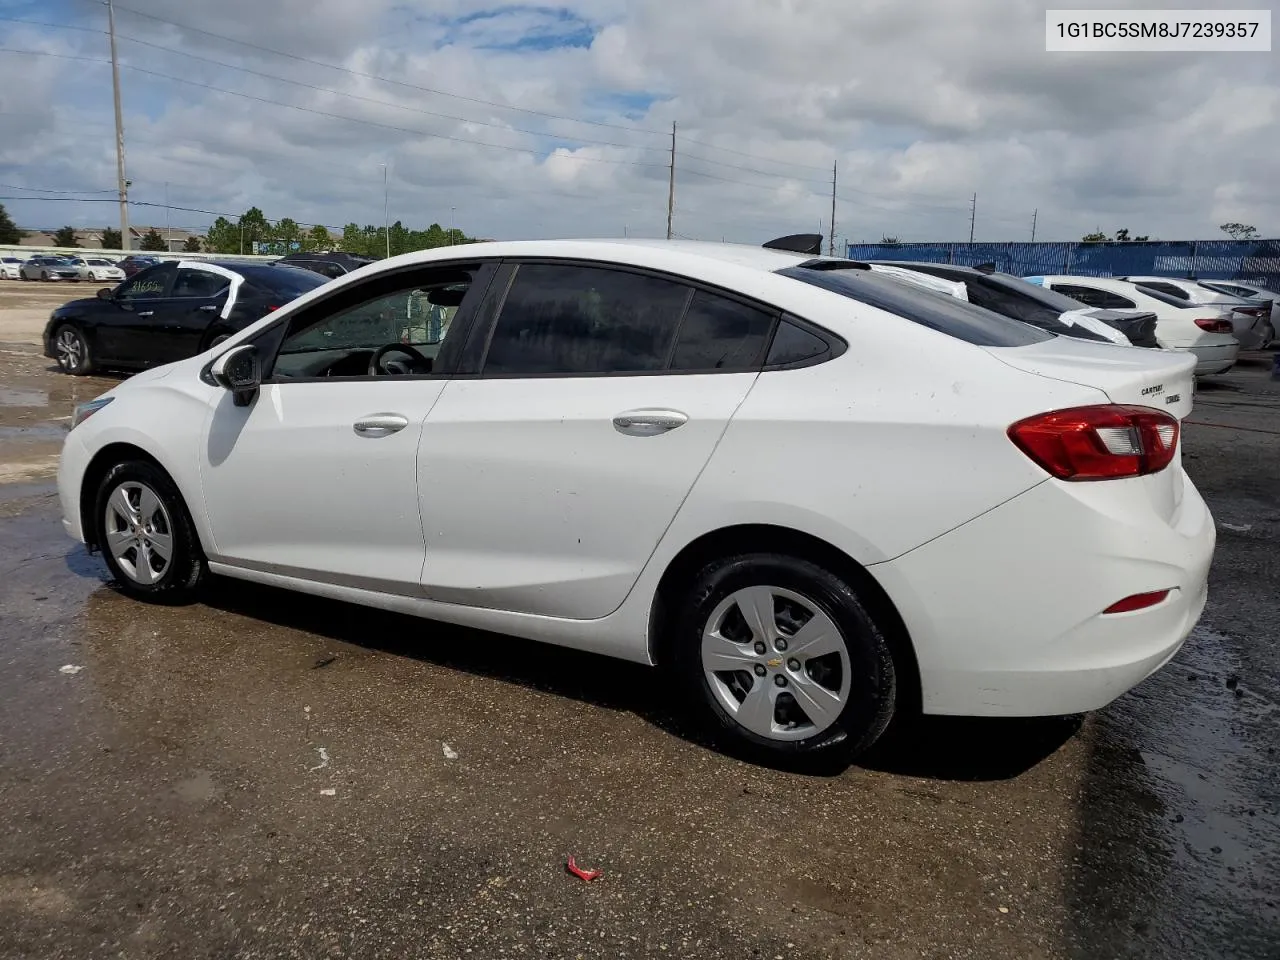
[985,337,1196,421]
[1083,308,1160,348]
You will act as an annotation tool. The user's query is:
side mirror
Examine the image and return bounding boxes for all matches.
[210,344,261,407]
[96,287,114,300]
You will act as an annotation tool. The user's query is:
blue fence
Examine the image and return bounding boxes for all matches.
[845,239,1280,293]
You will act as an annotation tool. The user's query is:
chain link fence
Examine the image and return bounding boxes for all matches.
[845,239,1280,291]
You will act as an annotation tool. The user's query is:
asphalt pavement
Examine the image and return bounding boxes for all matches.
[0,336,1276,959]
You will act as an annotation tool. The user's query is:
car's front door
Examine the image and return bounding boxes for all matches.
[92,263,177,364]
[418,260,777,619]
[197,262,493,592]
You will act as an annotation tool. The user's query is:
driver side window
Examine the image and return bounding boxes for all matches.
[270,269,476,380]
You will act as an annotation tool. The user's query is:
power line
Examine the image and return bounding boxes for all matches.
[0,48,671,169]
[80,0,670,137]
[0,16,670,156]
[0,182,117,195]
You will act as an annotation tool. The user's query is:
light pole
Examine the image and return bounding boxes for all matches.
[379,163,390,259]
[450,206,456,245]
[164,181,171,252]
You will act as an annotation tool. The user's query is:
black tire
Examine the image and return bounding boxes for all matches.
[93,460,206,603]
[52,323,93,375]
[671,553,898,766]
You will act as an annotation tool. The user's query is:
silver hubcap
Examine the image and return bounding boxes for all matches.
[701,585,851,741]
[103,482,174,585]
[55,330,82,369]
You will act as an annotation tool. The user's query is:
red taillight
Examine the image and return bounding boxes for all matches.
[266,305,280,312]
[1103,589,1171,614]
[1194,318,1232,333]
[1008,405,1179,481]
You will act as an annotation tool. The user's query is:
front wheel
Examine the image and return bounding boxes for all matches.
[41,270,50,281]
[94,460,206,603]
[672,553,898,766]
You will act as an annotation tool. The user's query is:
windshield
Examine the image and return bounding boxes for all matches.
[777,265,1052,347]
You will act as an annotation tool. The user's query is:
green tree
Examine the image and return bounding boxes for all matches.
[53,225,81,248]
[1082,230,1109,242]
[182,235,202,252]
[139,228,167,251]
[204,216,240,254]
[305,224,331,251]
[0,203,21,244]
[1220,222,1258,241]
[880,235,900,245]
[274,217,301,254]
[340,222,364,255]
[101,226,122,249]
[237,207,272,253]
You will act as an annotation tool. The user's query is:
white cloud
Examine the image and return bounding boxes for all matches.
[0,0,1276,244]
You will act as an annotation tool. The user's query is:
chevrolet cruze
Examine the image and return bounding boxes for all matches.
[57,240,1214,763]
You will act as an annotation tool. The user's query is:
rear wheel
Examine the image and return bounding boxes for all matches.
[94,460,205,603]
[53,324,92,375]
[672,553,898,765]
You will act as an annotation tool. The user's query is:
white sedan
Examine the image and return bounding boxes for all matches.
[69,256,126,283]
[57,239,1214,763]
[1025,275,1240,376]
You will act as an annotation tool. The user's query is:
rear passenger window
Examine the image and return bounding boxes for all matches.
[766,320,830,365]
[1051,284,1136,310]
[483,264,690,375]
[1136,281,1188,300]
[670,291,774,371]
[173,268,230,299]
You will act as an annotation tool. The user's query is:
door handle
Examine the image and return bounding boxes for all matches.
[353,414,409,437]
[136,310,154,317]
[612,409,689,436]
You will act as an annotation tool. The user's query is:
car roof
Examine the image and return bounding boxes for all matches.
[866,259,988,278]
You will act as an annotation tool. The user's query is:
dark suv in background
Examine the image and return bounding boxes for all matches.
[274,251,377,279]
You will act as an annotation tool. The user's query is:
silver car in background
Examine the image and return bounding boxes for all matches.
[1196,280,1280,347]
[1122,276,1272,350]
[19,256,81,281]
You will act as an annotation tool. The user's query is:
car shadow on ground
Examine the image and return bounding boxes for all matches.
[105,568,1075,782]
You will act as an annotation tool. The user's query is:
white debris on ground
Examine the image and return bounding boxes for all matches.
[58,664,83,675]
[442,743,459,761]
[308,747,330,772]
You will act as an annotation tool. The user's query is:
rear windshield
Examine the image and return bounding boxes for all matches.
[776,266,1052,347]
[965,276,1110,342]
[236,264,329,300]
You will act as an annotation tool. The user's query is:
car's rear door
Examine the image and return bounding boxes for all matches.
[142,266,234,363]
[418,259,775,619]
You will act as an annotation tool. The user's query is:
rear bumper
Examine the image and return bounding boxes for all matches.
[870,469,1215,717]
[1187,342,1238,376]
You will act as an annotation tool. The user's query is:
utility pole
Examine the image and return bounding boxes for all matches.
[107,0,130,251]
[829,160,837,256]
[665,121,676,241]
[380,163,390,259]
[450,206,456,246]
[165,181,171,252]
[968,192,977,244]
[1030,208,1038,242]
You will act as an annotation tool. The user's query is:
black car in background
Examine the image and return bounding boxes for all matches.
[43,259,329,375]
[866,260,1161,348]
[275,251,376,279]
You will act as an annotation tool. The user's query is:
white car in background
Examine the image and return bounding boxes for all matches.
[1025,275,1240,376]
[57,239,1212,765]
[1196,280,1280,347]
[0,256,23,279]
[68,256,126,283]
[1121,276,1271,350]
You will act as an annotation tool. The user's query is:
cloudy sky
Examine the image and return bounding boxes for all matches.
[0,0,1276,246]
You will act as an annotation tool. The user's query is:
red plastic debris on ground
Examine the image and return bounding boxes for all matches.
[565,855,603,882]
